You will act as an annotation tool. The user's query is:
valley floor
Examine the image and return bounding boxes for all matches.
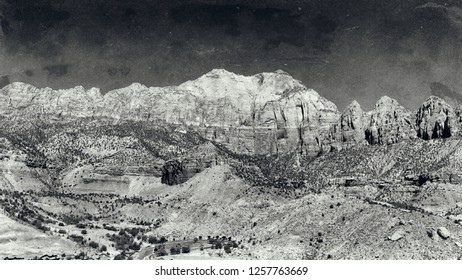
[1,163,462,260]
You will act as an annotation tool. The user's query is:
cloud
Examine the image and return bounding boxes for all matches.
[1,0,462,110]
[430,82,461,104]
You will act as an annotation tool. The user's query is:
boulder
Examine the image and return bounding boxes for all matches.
[388,229,405,241]
[437,227,451,239]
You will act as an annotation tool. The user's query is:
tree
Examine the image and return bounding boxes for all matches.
[129,242,141,251]
[156,246,168,257]
[170,246,180,255]
[148,236,158,244]
[181,245,190,254]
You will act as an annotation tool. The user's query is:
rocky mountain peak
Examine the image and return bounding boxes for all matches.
[336,100,365,145]
[178,68,305,101]
[375,95,401,108]
[347,99,361,109]
[364,96,415,145]
[416,95,458,140]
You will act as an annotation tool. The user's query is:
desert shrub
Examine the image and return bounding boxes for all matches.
[129,228,140,237]
[69,234,84,243]
[100,245,107,252]
[58,229,66,234]
[81,229,87,235]
[114,254,125,260]
[224,244,232,254]
[89,241,99,249]
[159,236,167,243]
[76,252,86,260]
[104,225,117,231]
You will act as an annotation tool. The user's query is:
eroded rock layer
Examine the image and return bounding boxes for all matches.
[1,69,461,156]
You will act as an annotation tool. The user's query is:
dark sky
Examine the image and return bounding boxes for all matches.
[1,0,462,110]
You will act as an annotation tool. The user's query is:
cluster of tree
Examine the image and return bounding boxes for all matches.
[169,244,190,255]
[108,227,153,252]
[147,235,168,244]
[208,236,239,253]
[0,192,52,232]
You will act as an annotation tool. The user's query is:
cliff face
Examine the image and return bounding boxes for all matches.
[334,100,365,147]
[1,69,461,156]
[364,96,416,145]
[416,96,459,140]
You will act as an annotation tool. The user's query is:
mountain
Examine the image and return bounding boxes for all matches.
[363,96,416,145]
[2,69,462,158]
[2,69,462,260]
[416,96,459,140]
[3,69,462,190]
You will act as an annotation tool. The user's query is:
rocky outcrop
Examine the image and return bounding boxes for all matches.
[161,142,222,185]
[364,96,415,145]
[416,96,458,140]
[334,100,365,147]
[161,160,186,186]
[388,229,405,241]
[253,88,340,156]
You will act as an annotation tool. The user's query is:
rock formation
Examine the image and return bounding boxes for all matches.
[334,100,365,147]
[416,96,458,140]
[364,96,415,145]
[1,69,462,157]
[161,142,222,185]
[161,160,186,186]
[0,69,340,156]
